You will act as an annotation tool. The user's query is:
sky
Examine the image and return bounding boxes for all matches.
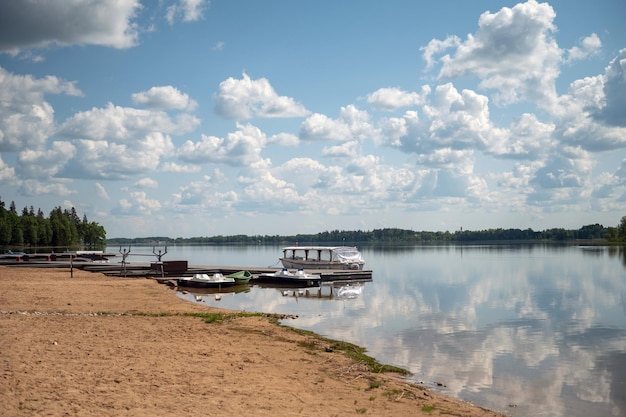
[0,0,625,239]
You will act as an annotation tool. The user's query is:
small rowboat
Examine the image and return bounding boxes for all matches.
[226,270,253,283]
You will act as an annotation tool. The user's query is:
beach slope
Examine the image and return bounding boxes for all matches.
[0,267,502,416]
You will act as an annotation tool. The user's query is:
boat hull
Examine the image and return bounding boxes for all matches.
[177,273,236,288]
[257,270,322,287]
[177,279,237,288]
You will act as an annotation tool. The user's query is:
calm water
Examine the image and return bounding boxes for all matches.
[107,244,626,417]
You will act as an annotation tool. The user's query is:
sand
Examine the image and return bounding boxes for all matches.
[0,266,503,416]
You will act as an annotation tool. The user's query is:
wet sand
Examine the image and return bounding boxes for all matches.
[0,266,503,416]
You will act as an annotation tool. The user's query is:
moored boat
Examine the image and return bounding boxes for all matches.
[279,246,365,270]
[177,272,236,288]
[257,268,322,286]
[226,270,253,283]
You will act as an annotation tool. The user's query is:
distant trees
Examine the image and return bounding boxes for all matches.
[0,197,106,248]
[109,223,619,246]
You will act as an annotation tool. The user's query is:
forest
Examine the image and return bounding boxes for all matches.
[108,222,623,246]
[0,198,106,248]
[5,195,626,249]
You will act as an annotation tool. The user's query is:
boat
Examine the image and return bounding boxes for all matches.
[279,246,365,270]
[177,272,236,288]
[226,270,253,283]
[257,268,322,286]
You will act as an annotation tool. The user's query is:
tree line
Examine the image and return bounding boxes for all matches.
[108,220,626,246]
[0,198,106,249]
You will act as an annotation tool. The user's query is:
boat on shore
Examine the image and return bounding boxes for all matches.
[279,246,365,270]
[177,272,236,288]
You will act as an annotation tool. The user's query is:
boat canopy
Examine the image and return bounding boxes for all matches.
[281,246,364,264]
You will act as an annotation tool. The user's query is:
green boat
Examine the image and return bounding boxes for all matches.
[226,270,252,283]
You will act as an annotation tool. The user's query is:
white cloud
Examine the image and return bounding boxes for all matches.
[564,33,602,63]
[420,36,461,71]
[95,183,110,200]
[592,48,626,127]
[0,0,141,53]
[177,123,266,166]
[489,113,556,159]
[435,0,561,107]
[214,73,310,120]
[131,86,198,111]
[161,162,202,173]
[300,105,377,142]
[0,155,17,185]
[135,177,158,189]
[166,0,208,24]
[17,141,76,179]
[267,132,299,147]
[322,140,360,158]
[366,86,430,111]
[114,191,161,216]
[57,103,200,141]
[18,179,75,197]
[62,132,175,180]
[0,66,82,152]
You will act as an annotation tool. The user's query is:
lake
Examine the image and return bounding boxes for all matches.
[107,243,626,417]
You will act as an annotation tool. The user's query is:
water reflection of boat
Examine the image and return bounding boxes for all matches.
[278,281,367,300]
[177,273,236,288]
[180,284,251,296]
[334,283,363,299]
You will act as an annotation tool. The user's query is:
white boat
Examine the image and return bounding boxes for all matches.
[258,268,322,285]
[177,272,236,288]
[279,246,365,270]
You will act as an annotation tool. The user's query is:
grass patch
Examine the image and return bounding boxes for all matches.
[421,405,435,413]
[369,380,382,389]
[355,408,367,414]
[284,326,410,376]
[183,311,263,323]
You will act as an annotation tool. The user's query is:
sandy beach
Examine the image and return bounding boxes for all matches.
[0,266,503,416]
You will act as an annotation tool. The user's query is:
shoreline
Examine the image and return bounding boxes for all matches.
[0,266,503,416]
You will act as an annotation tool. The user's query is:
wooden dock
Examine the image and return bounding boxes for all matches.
[0,256,372,286]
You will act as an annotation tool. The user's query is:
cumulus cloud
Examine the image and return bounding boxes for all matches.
[17,141,76,179]
[131,86,198,111]
[57,103,200,141]
[386,83,497,155]
[135,177,158,189]
[177,123,266,166]
[592,48,626,127]
[0,66,82,152]
[0,155,17,185]
[434,0,561,107]
[300,105,377,142]
[114,191,162,216]
[166,0,208,24]
[58,132,175,180]
[0,0,141,53]
[366,86,430,111]
[214,73,310,120]
[18,180,75,197]
[564,33,602,63]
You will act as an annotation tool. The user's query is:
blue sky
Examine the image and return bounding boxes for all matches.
[0,0,625,238]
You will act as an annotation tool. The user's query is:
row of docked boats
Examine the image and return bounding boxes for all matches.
[176,246,366,289]
[176,268,323,288]
[177,270,252,288]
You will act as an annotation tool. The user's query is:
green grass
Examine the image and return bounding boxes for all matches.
[284,326,411,376]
